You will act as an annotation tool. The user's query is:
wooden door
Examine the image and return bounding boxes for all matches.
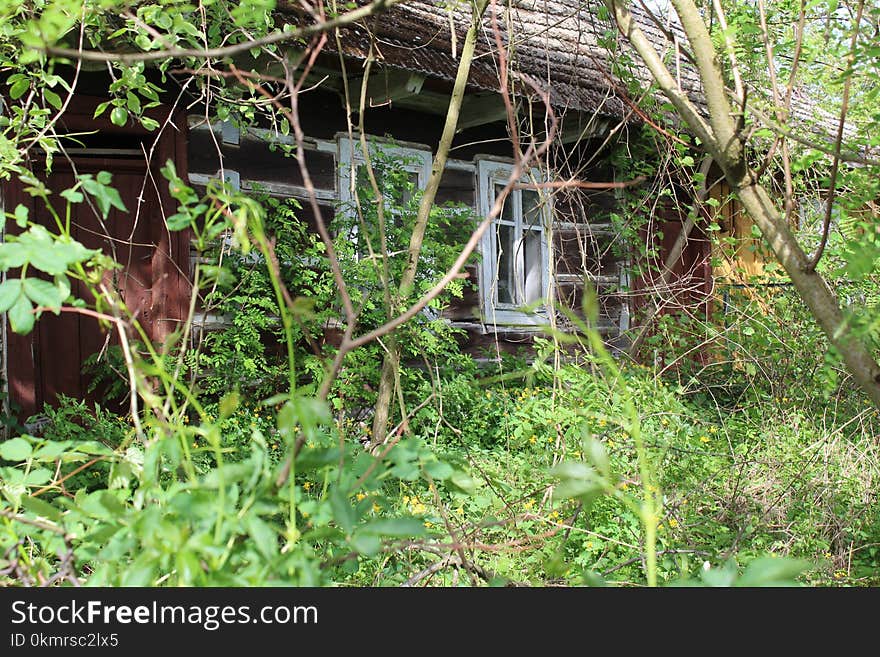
[4,97,190,420]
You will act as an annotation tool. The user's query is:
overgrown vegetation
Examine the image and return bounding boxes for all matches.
[1,0,879,587]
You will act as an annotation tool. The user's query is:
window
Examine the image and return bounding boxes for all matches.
[477,159,551,326]
[337,135,432,211]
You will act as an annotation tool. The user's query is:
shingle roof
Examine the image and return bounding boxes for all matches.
[280,0,704,120]
[279,0,853,145]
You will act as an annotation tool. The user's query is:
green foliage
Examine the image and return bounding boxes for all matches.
[1,0,879,590]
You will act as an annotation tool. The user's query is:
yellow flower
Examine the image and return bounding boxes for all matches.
[456,506,464,516]
[585,541,594,549]
[709,426,718,434]
[302,481,312,491]
[546,436,553,443]
[372,503,380,513]
[549,511,560,520]
[356,492,366,501]
[271,443,278,450]
[523,499,534,510]
[658,523,664,531]
[301,510,310,518]
[529,435,537,444]
[598,419,606,428]
[608,440,615,449]
[660,418,669,426]
[424,521,433,529]
[699,435,710,444]
[824,552,833,559]
[620,482,629,491]
[572,450,581,459]
[668,518,678,528]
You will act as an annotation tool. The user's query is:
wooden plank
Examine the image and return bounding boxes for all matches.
[559,114,612,144]
[4,183,39,418]
[366,69,425,106]
[457,93,508,131]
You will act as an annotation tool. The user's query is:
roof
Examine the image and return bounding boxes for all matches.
[279,0,704,121]
[277,0,854,147]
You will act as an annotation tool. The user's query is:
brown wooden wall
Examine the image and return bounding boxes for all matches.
[4,96,190,419]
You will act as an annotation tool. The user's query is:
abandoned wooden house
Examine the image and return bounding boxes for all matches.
[3,0,744,419]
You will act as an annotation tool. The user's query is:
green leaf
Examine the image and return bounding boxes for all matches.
[0,279,22,313]
[60,188,84,204]
[23,277,64,311]
[423,459,453,480]
[244,515,277,560]
[9,78,29,100]
[166,212,193,231]
[99,492,126,515]
[735,557,809,587]
[32,440,72,461]
[329,488,356,534]
[219,390,240,419]
[586,439,610,478]
[74,441,114,456]
[0,437,33,461]
[14,204,28,227]
[295,446,342,471]
[551,461,603,501]
[8,294,35,334]
[449,470,477,493]
[126,92,141,114]
[120,555,154,586]
[175,550,202,583]
[43,89,62,110]
[54,274,71,302]
[361,517,427,537]
[350,532,381,556]
[19,495,62,522]
[93,101,110,118]
[24,468,52,486]
[110,106,128,127]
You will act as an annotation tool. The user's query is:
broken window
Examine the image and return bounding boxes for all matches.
[477,159,551,326]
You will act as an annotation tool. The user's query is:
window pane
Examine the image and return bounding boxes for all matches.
[522,189,542,229]
[355,164,374,199]
[496,222,515,305]
[399,171,420,206]
[495,184,515,221]
[523,229,543,304]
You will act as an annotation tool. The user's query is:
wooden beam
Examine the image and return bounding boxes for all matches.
[457,92,508,131]
[559,114,612,144]
[366,69,425,106]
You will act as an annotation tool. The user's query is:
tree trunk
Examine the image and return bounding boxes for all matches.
[607,0,880,406]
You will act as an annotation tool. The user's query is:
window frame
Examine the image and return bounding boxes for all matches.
[337,134,432,210]
[476,158,552,327]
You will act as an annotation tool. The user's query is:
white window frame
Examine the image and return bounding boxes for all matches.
[477,158,551,326]
[337,134,432,210]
